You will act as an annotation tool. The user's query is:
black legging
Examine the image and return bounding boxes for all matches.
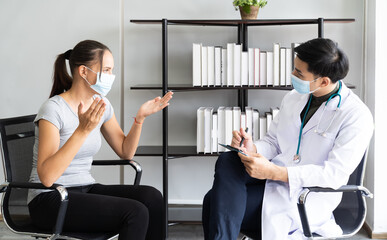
[28,184,163,240]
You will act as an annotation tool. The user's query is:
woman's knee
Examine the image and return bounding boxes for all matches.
[136,186,163,208]
[123,200,149,226]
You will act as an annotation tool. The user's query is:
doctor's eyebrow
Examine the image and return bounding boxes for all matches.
[294,68,304,77]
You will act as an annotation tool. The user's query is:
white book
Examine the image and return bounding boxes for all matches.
[208,46,215,87]
[204,107,213,153]
[254,48,260,87]
[259,116,267,140]
[221,49,227,86]
[233,107,241,131]
[192,43,202,87]
[266,51,274,86]
[225,107,233,148]
[212,113,218,153]
[280,47,286,86]
[266,112,273,132]
[241,51,248,86]
[271,107,280,120]
[197,107,206,153]
[227,43,235,86]
[234,44,242,86]
[248,48,254,86]
[291,43,300,70]
[201,46,208,87]
[273,43,280,86]
[253,110,259,141]
[285,48,292,86]
[217,107,225,151]
[215,47,222,86]
[245,106,253,135]
[241,112,246,130]
[260,52,267,86]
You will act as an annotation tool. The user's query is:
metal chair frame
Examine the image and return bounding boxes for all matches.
[0,114,142,240]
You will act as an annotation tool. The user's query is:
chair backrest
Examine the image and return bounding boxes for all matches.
[332,151,367,236]
[0,114,37,230]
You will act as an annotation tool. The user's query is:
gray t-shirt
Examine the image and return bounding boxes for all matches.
[27,95,114,203]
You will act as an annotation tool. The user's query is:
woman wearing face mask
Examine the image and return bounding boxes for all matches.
[27,40,173,240]
[202,38,373,239]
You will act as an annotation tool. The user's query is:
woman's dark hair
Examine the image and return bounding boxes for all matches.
[50,40,110,97]
[294,38,349,83]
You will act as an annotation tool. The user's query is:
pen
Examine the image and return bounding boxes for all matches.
[239,127,249,147]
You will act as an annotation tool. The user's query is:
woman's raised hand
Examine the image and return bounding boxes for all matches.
[136,91,173,122]
[77,98,106,134]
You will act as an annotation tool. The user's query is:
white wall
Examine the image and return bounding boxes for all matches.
[0,0,123,184]
[2,0,383,230]
[364,0,387,234]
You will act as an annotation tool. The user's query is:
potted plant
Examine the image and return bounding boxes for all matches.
[233,0,268,20]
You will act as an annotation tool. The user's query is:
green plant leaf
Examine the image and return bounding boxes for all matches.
[242,5,251,14]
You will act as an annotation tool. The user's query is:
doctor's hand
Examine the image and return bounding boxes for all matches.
[231,128,256,153]
[136,91,174,123]
[238,150,288,182]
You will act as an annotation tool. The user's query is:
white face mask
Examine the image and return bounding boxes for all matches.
[82,66,115,96]
[291,74,320,94]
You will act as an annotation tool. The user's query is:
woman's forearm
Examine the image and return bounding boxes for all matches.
[38,128,89,187]
[122,119,143,159]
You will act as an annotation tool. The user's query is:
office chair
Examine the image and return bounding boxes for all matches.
[297,151,373,239]
[0,114,142,240]
[241,151,373,240]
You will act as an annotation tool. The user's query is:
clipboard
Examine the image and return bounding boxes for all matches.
[218,143,248,156]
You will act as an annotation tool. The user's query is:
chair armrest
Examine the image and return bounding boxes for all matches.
[0,181,68,235]
[297,185,373,238]
[92,159,142,186]
[305,185,373,198]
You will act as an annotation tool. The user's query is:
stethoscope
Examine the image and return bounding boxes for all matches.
[293,81,342,164]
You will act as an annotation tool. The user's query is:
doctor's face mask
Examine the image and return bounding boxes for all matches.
[82,66,115,96]
[291,74,320,94]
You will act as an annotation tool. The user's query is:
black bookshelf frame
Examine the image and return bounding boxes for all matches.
[130,18,355,238]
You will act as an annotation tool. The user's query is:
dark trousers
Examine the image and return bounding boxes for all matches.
[28,184,163,240]
[202,152,266,240]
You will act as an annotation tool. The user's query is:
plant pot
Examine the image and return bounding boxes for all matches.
[239,5,260,20]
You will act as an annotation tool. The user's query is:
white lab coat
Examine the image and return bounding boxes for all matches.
[254,82,373,239]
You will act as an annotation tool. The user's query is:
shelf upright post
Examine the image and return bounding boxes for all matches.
[238,23,249,112]
[318,18,324,38]
[242,23,248,112]
[162,18,168,239]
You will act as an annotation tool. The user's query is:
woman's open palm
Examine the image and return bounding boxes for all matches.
[137,91,173,118]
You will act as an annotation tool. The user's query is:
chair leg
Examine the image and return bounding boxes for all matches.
[47,234,59,240]
[241,236,254,240]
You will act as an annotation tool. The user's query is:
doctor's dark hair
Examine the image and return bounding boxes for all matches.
[294,38,349,83]
[50,40,111,98]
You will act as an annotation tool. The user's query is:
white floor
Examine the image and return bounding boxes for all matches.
[0,221,380,240]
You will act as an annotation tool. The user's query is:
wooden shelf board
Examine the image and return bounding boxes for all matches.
[135,146,220,157]
[130,83,355,91]
[131,19,355,27]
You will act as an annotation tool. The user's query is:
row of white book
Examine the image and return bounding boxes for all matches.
[192,42,300,87]
[197,106,279,154]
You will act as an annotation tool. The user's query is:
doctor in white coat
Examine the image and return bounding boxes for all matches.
[202,38,373,240]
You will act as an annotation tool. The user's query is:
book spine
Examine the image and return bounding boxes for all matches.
[273,43,280,86]
[192,43,202,86]
[215,47,222,86]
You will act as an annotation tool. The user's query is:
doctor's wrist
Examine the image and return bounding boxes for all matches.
[271,165,289,183]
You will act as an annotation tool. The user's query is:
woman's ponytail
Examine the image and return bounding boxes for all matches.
[49,51,73,98]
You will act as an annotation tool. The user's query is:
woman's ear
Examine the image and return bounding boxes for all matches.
[78,65,87,79]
